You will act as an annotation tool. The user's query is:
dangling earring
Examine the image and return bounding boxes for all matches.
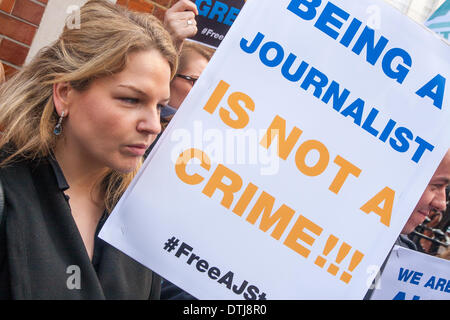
[54,110,65,136]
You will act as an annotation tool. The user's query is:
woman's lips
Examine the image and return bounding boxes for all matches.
[125,145,148,156]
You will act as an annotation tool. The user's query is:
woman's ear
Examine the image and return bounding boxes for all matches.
[53,82,72,117]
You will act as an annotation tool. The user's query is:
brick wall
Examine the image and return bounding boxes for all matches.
[0,0,177,80]
[116,0,178,21]
[0,0,47,79]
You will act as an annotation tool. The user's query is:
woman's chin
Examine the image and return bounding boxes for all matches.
[111,158,142,174]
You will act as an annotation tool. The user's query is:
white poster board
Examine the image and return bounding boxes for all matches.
[100,0,450,299]
[370,245,450,300]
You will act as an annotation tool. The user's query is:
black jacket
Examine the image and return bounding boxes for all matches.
[0,153,160,299]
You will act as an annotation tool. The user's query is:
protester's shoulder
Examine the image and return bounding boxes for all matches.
[0,144,46,175]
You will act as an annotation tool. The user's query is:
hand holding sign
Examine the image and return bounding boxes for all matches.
[164,0,199,52]
[189,0,246,48]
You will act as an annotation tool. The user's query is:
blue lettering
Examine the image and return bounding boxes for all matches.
[196,0,212,16]
[287,0,414,86]
[416,74,446,110]
[424,276,436,289]
[398,268,415,282]
[410,272,423,285]
[287,0,322,21]
[340,98,364,126]
[352,26,389,66]
[435,278,447,291]
[389,127,412,153]
[393,291,420,300]
[196,0,239,26]
[321,80,351,112]
[411,136,434,163]
[393,291,406,300]
[361,108,380,137]
[340,18,362,47]
[223,6,240,26]
[300,67,329,98]
[314,1,349,40]
[259,42,285,67]
[240,32,265,54]
[208,1,228,23]
[239,31,429,164]
[379,119,396,142]
[281,54,309,82]
[382,48,412,84]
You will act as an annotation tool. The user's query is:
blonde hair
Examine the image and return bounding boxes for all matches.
[0,62,4,83]
[0,0,178,211]
[178,41,215,73]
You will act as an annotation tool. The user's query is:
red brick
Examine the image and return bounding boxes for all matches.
[153,0,171,7]
[116,0,128,7]
[0,38,28,66]
[128,0,154,13]
[152,6,166,21]
[12,0,45,26]
[0,12,37,45]
[2,62,19,80]
[0,0,15,13]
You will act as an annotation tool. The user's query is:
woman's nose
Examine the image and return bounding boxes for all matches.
[137,107,162,135]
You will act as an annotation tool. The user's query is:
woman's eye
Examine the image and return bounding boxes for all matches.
[119,97,139,104]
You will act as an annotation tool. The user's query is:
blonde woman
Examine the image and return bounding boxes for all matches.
[0,0,177,299]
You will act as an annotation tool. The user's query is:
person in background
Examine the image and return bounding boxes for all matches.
[0,0,177,299]
[146,0,215,154]
[364,149,450,299]
[160,41,215,126]
[161,0,215,126]
[398,149,450,248]
[164,0,199,53]
[436,225,450,260]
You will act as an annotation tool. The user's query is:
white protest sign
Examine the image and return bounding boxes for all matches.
[370,245,450,300]
[99,0,450,299]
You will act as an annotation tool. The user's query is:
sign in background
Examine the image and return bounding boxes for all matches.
[371,246,450,300]
[425,0,450,41]
[189,0,245,48]
[100,0,450,299]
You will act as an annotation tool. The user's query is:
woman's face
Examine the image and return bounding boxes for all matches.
[169,50,208,109]
[60,49,171,173]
